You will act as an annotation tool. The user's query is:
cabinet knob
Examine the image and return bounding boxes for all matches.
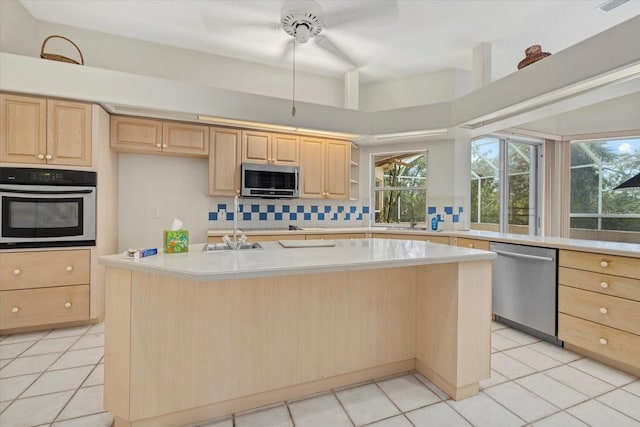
[64,302,72,308]
[600,307,608,315]
[236,190,240,194]
[13,268,21,275]
[37,154,45,160]
[600,281,609,289]
[468,244,474,248]
[599,338,608,345]
[45,154,52,160]
[65,266,73,272]
[600,260,609,268]
[11,307,19,313]
[156,144,161,148]
[162,144,168,148]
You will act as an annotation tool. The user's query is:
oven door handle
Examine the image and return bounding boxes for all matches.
[0,188,94,195]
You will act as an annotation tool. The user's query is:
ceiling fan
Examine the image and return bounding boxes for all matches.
[278,0,398,116]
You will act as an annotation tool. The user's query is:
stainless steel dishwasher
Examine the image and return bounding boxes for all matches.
[490,242,559,343]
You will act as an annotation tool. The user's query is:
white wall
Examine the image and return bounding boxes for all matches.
[360,69,471,111]
[0,0,36,55]
[117,154,210,252]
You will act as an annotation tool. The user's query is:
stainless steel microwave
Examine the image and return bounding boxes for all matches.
[241,163,299,198]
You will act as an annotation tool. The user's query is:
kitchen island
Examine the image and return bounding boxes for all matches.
[99,238,496,427]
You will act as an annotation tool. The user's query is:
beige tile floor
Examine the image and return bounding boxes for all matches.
[1,321,639,427]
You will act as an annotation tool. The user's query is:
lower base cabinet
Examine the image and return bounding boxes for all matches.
[0,285,90,330]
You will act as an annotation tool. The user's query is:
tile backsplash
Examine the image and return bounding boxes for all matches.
[209,197,370,229]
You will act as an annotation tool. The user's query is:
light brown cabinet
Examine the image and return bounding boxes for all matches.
[306,233,366,240]
[300,137,349,199]
[209,127,242,196]
[453,237,490,250]
[1,94,92,166]
[373,233,450,244]
[558,249,640,375]
[0,249,91,331]
[242,131,299,166]
[111,116,208,157]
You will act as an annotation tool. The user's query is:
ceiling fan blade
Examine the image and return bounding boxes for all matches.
[322,0,399,29]
[315,35,357,67]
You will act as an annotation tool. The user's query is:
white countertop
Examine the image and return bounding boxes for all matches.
[99,238,496,281]
[207,228,640,258]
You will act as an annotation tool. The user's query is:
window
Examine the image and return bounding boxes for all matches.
[471,136,542,235]
[570,137,640,237]
[372,152,427,227]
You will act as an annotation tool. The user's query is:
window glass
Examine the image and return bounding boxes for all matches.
[471,138,500,229]
[372,152,427,227]
[570,138,640,235]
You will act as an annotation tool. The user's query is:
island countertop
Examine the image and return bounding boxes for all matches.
[99,238,496,281]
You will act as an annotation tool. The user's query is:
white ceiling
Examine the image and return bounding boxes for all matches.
[20,0,640,84]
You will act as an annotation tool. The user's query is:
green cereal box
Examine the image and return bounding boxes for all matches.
[163,230,189,253]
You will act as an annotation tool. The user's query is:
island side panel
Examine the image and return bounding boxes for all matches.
[126,267,417,422]
[414,261,492,400]
[104,267,133,424]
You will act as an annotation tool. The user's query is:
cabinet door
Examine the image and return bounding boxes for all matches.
[209,128,241,196]
[47,100,92,166]
[242,130,271,164]
[110,116,162,152]
[300,137,325,198]
[272,133,299,165]
[0,93,47,164]
[325,139,349,199]
[163,121,209,157]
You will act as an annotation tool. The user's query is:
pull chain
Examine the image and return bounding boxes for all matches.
[291,40,297,117]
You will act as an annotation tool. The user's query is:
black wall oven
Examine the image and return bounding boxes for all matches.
[0,167,97,249]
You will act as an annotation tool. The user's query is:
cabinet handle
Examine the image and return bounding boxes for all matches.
[468,244,474,248]
[156,144,161,148]
[599,307,608,315]
[600,281,609,289]
[599,338,608,345]
[37,154,45,160]
[64,302,72,308]
[11,307,19,313]
[600,260,609,268]
[45,154,52,160]
[65,266,73,272]
[13,269,21,275]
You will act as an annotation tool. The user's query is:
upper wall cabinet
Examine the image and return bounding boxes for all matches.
[242,130,299,166]
[0,94,92,166]
[110,116,209,158]
[209,127,241,196]
[300,137,349,199]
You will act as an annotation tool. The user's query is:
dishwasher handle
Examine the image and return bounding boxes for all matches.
[492,249,554,262]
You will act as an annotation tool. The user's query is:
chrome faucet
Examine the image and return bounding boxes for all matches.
[222,196,246,249]
[407,203,417,229]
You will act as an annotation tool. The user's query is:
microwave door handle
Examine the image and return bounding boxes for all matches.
[0,188,94,195]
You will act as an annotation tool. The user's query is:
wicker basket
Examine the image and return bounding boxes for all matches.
[40,35,84,65]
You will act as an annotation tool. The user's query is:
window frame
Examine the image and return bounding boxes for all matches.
[370,150,428,227]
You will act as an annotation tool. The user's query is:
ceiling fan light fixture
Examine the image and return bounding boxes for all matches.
[294,23,311,43]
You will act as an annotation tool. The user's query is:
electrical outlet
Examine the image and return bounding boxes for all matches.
[152,209,160,219]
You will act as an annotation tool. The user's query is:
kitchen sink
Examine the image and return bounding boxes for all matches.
[202,242,263,252]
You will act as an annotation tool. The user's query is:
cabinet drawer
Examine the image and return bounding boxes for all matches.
[306,233,365,240]
[559,267,640,302]
[0,250,90,290]
[0,285,90,330]
[558,313,640,369]
[372,234,450,245]
[455,238,490,250]
[560,250,639,279]
[559,285,640,335]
